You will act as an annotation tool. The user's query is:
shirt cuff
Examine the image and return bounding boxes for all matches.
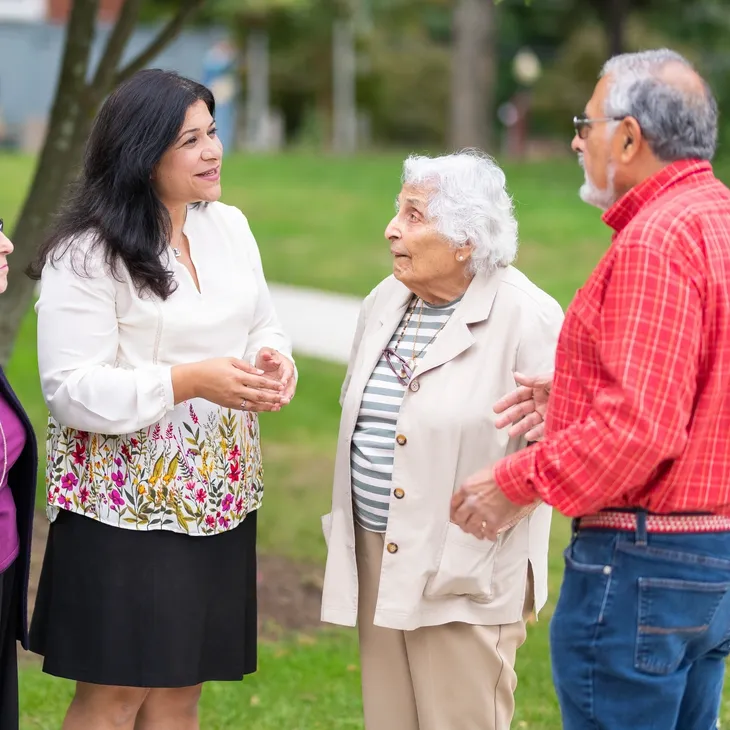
[156,365,175,411]
[493,447,540,506]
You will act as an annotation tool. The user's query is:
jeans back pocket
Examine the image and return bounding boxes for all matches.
[635,577,730,675]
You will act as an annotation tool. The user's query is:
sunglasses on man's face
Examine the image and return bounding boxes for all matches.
[572,114,627,140]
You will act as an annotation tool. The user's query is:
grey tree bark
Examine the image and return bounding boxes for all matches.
[0,0,205,366]
[449,0,497,153]
[245,28,271,151]
[607,0,629,57]
[332,17,357,154]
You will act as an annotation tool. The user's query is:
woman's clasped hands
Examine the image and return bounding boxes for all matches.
[173,348,296,413]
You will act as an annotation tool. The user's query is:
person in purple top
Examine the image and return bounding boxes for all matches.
[0,218,38,730]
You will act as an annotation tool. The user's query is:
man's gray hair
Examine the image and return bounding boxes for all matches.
[402,150,517,274]
[600,49,718,162]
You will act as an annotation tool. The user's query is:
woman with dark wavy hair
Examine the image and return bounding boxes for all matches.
[28,68,296,730]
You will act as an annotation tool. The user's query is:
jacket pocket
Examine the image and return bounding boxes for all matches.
[423,522,500,603]
[321,512,333,549]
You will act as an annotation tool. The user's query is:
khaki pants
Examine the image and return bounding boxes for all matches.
[356,525,531,730]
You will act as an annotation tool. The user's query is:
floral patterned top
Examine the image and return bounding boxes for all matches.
[36,202,292,536]
[44,405,263,535]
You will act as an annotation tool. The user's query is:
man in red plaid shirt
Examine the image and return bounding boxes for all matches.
[452,49,730,729]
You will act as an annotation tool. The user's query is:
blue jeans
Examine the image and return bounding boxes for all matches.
[550,515,730,730]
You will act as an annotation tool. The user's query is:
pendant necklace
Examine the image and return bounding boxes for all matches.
[391,298,422,378]
[393,297,452,379]
[171,209,188,258]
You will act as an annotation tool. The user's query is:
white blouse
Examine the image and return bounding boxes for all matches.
[35,202,292,535]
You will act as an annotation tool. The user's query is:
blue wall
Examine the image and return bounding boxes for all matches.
[0,21,227,133]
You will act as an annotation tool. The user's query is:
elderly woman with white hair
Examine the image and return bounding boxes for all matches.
[320,151,564,730]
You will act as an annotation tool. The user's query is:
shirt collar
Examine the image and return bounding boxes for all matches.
[602,159,714,234]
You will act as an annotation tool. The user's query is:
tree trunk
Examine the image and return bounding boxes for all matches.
[245,28,271,152]
[608,0,629,57]
[0,0,99,366]
[0,0,205,366]
[449,0,497,152]
[332,17,357,154]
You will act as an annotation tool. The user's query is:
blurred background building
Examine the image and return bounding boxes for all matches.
[0,0,225,152]
[0,0,728,159]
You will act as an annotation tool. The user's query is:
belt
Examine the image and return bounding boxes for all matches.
[578,511,730,534]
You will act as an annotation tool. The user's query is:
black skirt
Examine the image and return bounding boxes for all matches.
[29,508,258,688]
[0,560,19,730]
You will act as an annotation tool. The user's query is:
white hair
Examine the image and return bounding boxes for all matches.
[402,150,518,273]
[600,49,717,161]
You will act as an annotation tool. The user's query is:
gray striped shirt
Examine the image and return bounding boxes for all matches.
[351,295,462,532]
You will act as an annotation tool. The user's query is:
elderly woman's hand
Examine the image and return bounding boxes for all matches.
[450,465,538,541]
[255,347,296,404]
[493,371,553,442]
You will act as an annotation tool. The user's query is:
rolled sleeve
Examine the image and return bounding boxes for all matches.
[494,449,539,505]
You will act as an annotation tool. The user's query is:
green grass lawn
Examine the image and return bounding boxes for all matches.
[0,151,613,306]
[4,151,730,728]
[217,152,611,305]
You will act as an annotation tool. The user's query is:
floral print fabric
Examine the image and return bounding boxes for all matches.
[45,400,263,535]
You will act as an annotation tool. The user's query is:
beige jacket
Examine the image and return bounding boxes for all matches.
[320,265,564,631]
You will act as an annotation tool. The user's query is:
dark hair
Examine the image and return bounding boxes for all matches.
[29,69,215,299]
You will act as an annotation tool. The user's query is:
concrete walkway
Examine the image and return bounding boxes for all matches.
[269,283,362,365]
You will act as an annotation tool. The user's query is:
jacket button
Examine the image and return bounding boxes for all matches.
[409,380,420,392]
[386,542,399,554]
[393,487,405,499]
[396,434,407,445]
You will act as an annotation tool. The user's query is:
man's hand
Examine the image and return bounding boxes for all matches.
[493,371,553,441]
[450,465,537,541]
[255,348,297,404]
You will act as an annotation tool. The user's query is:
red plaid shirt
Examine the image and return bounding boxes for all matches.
[495,160,730,517]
